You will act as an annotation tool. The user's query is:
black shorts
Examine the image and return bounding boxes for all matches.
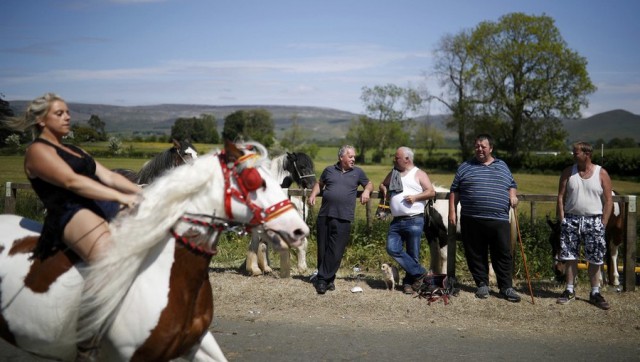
[34,199,120,259]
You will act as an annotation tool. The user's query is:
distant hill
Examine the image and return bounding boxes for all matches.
[8,101,640,143]
[563,109,640,143]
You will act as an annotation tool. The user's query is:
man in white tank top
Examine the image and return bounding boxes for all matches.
[556,141,613,310]
[380,147,435,294]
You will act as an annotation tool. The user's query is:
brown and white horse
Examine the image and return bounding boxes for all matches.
[0,141,308,361]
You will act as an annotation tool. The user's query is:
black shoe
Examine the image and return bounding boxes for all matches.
[327,282,335,291]
[500,287,521,303]
[315,281,327,294]
[475,282,489,299]
[589,292,610,310]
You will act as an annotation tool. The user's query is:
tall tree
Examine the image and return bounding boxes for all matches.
[0,94,16,147]
[431,13,595,158]
[349,84,420,161]
[414,121,445,157]
[431,30,478,160]
[87,115,107,141]
[171,114,219,143]
[280,114,309,152]
[222,109,275,147]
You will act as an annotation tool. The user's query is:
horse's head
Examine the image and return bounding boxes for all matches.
[375,203,391,220]
[221,140,309,249]
[172,138,198,166]
[285,152,317,189]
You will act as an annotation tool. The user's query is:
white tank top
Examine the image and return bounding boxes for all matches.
[564,164,603,216]
[390,167,426,216]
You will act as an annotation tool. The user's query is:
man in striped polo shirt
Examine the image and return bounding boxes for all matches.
[448,134,521,302]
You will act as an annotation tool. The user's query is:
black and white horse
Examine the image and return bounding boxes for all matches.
[246,152,317,276]
[113,139,198,185]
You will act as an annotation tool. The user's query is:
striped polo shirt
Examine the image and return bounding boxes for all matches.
[450,158,516,221]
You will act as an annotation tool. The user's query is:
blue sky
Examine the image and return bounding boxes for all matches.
[2,0,639,117]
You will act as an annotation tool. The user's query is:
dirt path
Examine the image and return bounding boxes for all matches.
[2,269,639,361]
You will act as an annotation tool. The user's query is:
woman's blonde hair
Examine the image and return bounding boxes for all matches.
[4,92,65,138]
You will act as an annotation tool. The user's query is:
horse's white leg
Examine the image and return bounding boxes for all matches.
[295,237,308,272]
[439,245,447,275]
[257,242,272,274]
[610,246,620,286]
[182,331,227,362]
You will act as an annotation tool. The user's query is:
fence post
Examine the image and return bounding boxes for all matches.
[530,201,537,225]
[446,191,457,281]
[4,181,17,214]
[623,195,637,292]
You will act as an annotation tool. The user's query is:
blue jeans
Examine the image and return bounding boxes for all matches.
[386,215,426,285]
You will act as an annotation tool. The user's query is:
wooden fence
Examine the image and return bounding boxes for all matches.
[4,182,638,291]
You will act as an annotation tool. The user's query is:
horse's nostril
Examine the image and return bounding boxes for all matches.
[294,228,306,237]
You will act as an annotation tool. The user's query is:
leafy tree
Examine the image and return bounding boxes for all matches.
[222,109,275,147]
[430,13,595,159]
[280,114,310,152]
[346,116,376,163]
[349,84,419,161]
[0,94,16,148]
[414,121,445,157]
[431,30,479,160]
[171,114,219,143]
[198,114,219,144]
[87,115,107,141]
[108,136,123,155]
[70,123,100,143]
[607,137,637,149]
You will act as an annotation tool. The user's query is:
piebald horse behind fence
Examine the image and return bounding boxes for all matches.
[113,138,198,185]
[0,141,308,361]
[245,152,317,276]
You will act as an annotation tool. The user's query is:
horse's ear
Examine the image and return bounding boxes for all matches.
[224,139,243,162]
[172,138,181,150]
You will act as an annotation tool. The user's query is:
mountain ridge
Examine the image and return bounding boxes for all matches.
[8,101,640,143]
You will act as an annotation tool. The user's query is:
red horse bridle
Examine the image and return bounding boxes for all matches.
[171,150,295,256]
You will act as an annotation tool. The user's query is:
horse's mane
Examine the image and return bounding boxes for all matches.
[137,148,175,184]
[268,154,291,185]
[76,147,237,340]
[269,152,315,187]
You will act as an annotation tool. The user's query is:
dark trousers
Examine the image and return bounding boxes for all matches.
[460,215,513,290]
[316,216,351,283]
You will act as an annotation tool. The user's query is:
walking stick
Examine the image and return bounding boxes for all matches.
[514,211,535,304]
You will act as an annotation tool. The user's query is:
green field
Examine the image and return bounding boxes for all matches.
[2,145,639,280]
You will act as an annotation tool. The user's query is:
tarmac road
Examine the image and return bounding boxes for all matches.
[2,317,638,361]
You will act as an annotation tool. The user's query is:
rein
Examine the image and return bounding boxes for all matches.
[170,150,295,256]
[170,213,248,256]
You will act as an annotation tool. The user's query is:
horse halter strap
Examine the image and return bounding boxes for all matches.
[218,152,294,228]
